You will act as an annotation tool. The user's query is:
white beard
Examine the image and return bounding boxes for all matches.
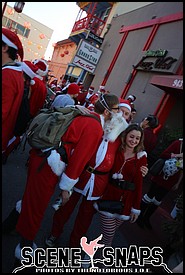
[103,112,128,142]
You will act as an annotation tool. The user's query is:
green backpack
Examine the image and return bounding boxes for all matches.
[27,106,100,151]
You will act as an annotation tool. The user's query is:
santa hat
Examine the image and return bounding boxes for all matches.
[32,59,48,76]
[2,27,24,61]
[22,60,39,79]
[89,86,94,92]
[99,85,105,90]
[67,83,80,95]
[127,95,136,102]
[119,98,132,112]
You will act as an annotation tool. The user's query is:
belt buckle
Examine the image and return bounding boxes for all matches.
[87,166,94,173]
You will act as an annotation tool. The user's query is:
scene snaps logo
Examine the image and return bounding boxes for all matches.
[12,234,173,273]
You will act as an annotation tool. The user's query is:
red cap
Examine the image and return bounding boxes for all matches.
[22,60,39,79]
[119,98,132,112]
[2,27,24,61]
[32,59,48,76]
[67,83,80,95]
[89,86,94,91]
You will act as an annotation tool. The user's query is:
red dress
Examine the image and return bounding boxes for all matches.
[16,115,103,240]
[2,64,24,151]
[95,149,147,220]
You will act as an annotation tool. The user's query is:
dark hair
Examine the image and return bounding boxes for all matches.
[120,123,144,153]
[2,41,18,61]
[146,115,159,129]
[94,93,119,114]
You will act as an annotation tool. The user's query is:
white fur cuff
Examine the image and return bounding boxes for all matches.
[16,200,22,213]
[59,172,79,191]
[47,150,66,176]
[131,207,141,215]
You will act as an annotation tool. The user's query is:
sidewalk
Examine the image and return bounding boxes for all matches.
[2,145,182,273]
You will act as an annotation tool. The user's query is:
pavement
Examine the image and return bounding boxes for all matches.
[2,142,182,273]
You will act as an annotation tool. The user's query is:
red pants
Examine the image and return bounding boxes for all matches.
[16,149,59,240]
[51,191,97,247]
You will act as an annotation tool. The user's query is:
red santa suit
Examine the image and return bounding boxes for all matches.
[76,91,88,105]
[94,149,147,220]
[2,64,24,151]
[29,76,47,118]
[16,114,105,241]
[50,113,128,247]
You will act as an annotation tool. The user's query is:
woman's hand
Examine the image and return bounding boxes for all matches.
[130,212,139,223]
[140,165,148,177]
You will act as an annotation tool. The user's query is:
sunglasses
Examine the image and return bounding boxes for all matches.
[111,107,120,110]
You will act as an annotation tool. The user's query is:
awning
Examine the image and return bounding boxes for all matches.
[150,75,183,92]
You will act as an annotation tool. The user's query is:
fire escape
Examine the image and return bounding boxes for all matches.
[69,2,114,46]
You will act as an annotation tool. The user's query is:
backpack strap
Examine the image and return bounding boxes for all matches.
[36,143,68,173]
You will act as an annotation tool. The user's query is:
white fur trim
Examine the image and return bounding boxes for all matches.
[22,62,37,79]
[153,197,161,206]
[30,79,35,85]
[112,173,123,179]
[143,194,153,203]
[15,200,22,213]
[127,95,135,101]
[59,172,79,191]
[131,207,141,215]
[119,103,131,112]
[47,150,66,176]
[93,202,130,220]
[36,68,47,76]
[2,33,18,50]
[35,74,44,80]
[137,151,147,159]
[15,243,37,260]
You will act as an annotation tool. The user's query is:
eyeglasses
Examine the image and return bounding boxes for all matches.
[111,107,120,110]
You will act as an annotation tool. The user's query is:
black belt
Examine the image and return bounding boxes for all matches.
[86,165,109,175]
[111,178,135,191]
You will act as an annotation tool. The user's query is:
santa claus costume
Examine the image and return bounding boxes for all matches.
[2,28,24,152]
[47,112,128,247]
[22,60,48,118]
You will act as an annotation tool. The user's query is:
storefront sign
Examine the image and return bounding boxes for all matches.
[134,49,182,74]
[86,31,104,46]
[72,56,96,73]
[72,39,102,72]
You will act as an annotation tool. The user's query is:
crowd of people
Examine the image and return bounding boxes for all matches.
[2,27,183,273]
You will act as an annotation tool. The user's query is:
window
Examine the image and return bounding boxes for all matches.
[2,16,30,38]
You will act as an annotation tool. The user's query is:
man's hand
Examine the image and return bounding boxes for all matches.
[61,190,70,206]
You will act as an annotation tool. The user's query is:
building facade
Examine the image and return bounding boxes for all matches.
[2,2,53,60]
[91,2,183,148]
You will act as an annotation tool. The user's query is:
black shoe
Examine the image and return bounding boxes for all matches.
[136,217,145,229]
[143,219,153,230]
[2,208,20,234]
[2,153,8,165]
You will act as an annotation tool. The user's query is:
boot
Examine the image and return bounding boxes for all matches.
[12,241,37,273]
[136,200,150,228]
[143,204,158,230]
[2,208,20,234]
